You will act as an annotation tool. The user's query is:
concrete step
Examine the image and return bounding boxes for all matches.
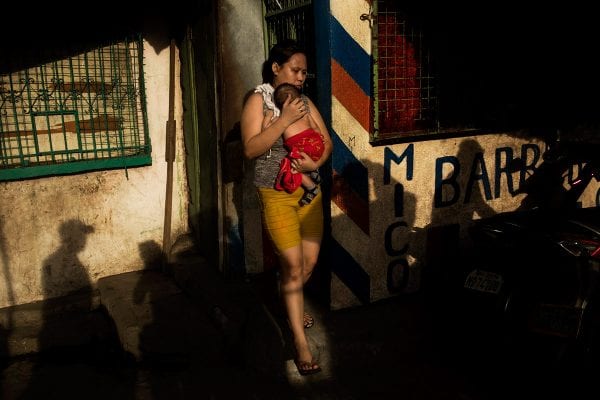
[0,290,100,330]
[1,234,286,379]
[4,309,114,355]
[91,234,286,374]
[97,268,225,366]
[0,290,112,359]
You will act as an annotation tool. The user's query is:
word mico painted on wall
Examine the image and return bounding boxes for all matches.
[383,145,413,293]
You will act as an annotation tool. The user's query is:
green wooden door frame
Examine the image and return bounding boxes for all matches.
[180,18,220,269]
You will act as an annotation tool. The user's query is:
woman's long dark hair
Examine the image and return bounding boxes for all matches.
[261,39,306,84]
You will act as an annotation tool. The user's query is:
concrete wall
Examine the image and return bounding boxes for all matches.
[0,31,189,308]
[216,0,267,276]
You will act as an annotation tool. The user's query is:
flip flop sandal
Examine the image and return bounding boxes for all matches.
[303,312,314,329]
[294,358,321,376]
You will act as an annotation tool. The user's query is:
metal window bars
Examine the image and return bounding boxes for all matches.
[263,0,316,100]
[372,0,438,140]
[0,35,150,181]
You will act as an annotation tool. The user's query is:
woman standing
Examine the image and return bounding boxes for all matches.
[240,40,332,375]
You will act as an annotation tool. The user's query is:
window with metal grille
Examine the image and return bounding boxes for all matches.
[0,35,150,181]
[369,4,600,143]
[263,0,317,100]
[372,0,438,141]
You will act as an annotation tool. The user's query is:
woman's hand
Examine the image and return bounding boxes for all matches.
[241,92,290,160]
[291,152,317,173]
[280,94,307,126]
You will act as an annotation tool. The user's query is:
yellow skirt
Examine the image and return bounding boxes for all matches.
[257,187,323,253]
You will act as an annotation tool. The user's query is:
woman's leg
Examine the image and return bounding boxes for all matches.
[301,238,321,284]
[257,187,323,373]
[278,244,319,372]
[300,238,319,328]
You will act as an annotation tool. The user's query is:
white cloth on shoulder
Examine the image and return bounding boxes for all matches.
[254,83,280,118]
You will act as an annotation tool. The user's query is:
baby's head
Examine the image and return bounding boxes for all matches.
[274,83,301,110]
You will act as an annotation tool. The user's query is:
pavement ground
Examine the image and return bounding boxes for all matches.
[1,235,597,399]
[1,292,480,400]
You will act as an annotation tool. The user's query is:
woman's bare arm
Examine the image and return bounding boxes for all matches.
[240,92,306,159]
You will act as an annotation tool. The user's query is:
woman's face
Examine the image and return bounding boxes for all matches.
[272,53,307,90]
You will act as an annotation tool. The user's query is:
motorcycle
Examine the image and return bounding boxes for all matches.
[458,135,600,371]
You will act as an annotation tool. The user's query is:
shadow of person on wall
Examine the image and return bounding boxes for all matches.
[37,220,95,363]
[16,219,125,399]
[422,138,501,378]
[41,220,94,307]
[132,240,166,369]
[131,240,178,399]
[132,239,235,398]
[424,138,497,296]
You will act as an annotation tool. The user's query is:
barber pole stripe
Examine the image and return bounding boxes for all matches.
[327,5,374,304]
[330,17,372,97]
[330,238,371,305]
[331,131,369,235]
[331,60,370,133]
[330,15,371,228]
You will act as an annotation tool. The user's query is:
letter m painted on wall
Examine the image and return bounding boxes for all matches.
[384,144,414,185]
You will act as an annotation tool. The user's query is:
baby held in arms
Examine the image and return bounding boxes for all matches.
[267,83,325,206]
